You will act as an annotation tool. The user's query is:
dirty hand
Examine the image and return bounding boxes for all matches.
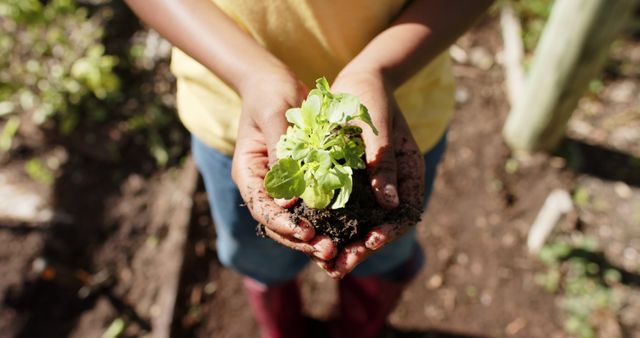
[314,67,425,279]
[231,68,337,261]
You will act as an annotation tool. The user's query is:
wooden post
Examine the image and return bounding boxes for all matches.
[503,0,639,152]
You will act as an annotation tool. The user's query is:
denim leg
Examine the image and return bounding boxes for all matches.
[351,134,447,279]
[191,136,309,285]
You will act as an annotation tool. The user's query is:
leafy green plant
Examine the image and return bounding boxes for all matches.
[264,77,377,209]
[0,0,119,127]
[535,235,622,338]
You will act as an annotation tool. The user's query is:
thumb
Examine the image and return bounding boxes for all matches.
[367,141,399,209]
[363,125,399,209]
[261,80,309,166]
[261,112,290,166]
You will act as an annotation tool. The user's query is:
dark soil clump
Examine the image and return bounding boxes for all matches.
[290,170,423,248]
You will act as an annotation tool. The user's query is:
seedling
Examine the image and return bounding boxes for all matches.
[264,77,377,209]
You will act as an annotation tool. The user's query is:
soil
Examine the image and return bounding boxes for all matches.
[289,170,422,248]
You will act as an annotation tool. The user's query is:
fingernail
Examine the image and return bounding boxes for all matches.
[365,234,382,250]
[383,184,399,206]
[293,218,312,240]
[292,225,305,240]
[298,218,312,229]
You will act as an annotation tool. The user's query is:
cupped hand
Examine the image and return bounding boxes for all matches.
[315,67,425,279]
[231,68,337,261]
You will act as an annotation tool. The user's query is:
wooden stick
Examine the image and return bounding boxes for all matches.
[503,0,639,152]
[500,1,526,106]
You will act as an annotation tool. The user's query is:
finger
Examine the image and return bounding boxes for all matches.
[263,226,315,254]
[364,223,402,251]
[332,241,372,278]
[309,235,338,260]
[258,195,315,241]
[367,143,399,209]
[259,80,308,166]
[361,105,399,209]
[264,228,335,261]
[274,197,298,209]
[393,113,425,207]
[310,256,341,279]
[232,120,315,242]
[260,109,290,166]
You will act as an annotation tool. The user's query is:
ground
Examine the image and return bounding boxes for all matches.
[1,13,639,338]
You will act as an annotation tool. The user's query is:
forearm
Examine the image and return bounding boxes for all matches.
[347,0,494,89]
[124,0,289,95]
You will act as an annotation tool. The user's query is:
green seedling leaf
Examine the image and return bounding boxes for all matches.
[264,77,377,209]
[285,93,321,130]
[101,318,125,338]
[315,77,331,96]
[326,93,359,124]
[301,177,334,209]
[331,165,352,209]
[358,105,378,135]
[264,158,305,199]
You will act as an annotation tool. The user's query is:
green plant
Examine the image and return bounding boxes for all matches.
[536,235,622,338]
[0,0,119,127]
[264,77,377,209]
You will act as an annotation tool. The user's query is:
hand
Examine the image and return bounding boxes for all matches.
[314,67,425,279]
[231,68,337,261]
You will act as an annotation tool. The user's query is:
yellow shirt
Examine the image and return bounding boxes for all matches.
[171,0,455,155]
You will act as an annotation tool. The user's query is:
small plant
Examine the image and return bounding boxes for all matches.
[535,235,622,338]
[0,0,120,127]
[264,77,377,209]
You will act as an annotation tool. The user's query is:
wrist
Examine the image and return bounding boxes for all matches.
[236,60,295,97]
[338,60,399,93]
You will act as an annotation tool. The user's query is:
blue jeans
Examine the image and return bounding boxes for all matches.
[192,134,447,285]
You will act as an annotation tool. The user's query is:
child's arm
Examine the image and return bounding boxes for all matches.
[124,0,336,261]
[323,0,494,279]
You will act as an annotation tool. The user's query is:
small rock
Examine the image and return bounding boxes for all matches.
[505,317,527,336]
[469,46,494,71]
[480,292,493,306]
[614,182,633,199]
[204,282,217,295]
[449,44,469,64]
[426,274,444,289]
[607,80,637,103]
[455,87,471,105]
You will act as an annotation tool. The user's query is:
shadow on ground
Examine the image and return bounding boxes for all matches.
[559,138,640,187]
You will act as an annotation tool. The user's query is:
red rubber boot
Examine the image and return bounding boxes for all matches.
[330,247,423,338]
[330,275,406,338]
[243,277,307,338]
